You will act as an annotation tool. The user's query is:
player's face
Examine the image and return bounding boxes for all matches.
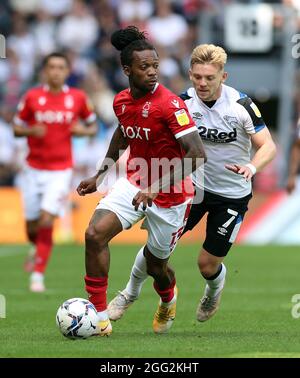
[189,63,227,101]
[125,50,159,93]
[44,57,70,87]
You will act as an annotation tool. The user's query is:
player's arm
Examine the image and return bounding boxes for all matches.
[13,93,46,138]
[71,93,98,137]
[226,97,276,181]
[286,138,300,194]
[70,121,98,137]
[13,122,46,138]
[132,131,206,210]
[77,126,128,196]
[226,127,276,182]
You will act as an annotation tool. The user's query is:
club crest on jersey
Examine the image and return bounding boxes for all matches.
[175,109,189,126]
[142,102,151,118]
[64,95,74,109]
[122,104,126,114]
[38,96,46,106]
[223,115,239,128]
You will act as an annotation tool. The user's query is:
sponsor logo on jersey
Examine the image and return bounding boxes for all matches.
[120,124,151,140]
[122,104,126,114]
[250,102,261,118]
[175,109,189,126]
[198,126,237,143]
[142,101,151,118]
[35,110,74,124]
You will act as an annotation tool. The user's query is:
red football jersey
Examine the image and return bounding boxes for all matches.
[14,85,96,170]
[113,83,198,208]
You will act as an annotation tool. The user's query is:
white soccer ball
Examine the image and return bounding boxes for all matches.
[56,298,98,339]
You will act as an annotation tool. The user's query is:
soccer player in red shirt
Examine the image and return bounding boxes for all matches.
[77,26,206,335]
[13,52,97,292]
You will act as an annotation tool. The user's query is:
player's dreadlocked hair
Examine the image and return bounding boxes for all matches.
[111,26,156,66]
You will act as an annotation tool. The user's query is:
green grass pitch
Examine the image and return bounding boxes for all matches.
[0,243,300,358]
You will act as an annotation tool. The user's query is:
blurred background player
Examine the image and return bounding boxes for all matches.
[108,43,276,324]
[13,52,97,292]
[77,26,206,336]
[286,118,300,194]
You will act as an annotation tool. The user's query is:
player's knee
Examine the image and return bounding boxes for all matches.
[85,224,106,249]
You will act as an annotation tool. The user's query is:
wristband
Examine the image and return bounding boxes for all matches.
[246,163,257,175]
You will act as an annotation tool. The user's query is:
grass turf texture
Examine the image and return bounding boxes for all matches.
[0,244,300,358]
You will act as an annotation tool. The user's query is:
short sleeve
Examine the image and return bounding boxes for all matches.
[162,95,197,139]
[237,96,266,135]
[14,92,32,126]
[79,92,96,124]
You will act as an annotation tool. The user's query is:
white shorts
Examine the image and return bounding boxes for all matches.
[20,166,72,220]
[96,177,192,259]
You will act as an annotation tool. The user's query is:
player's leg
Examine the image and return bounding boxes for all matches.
[30,210,55,292]
[30,169,72,292]
[108,197,206,321]
[108,245,148,321]
[196,193,251,322]
[196,248,226,322]
[146,200,192,334]
[20,166,41,273]
[143,245,178,334]
[86,177,144,335]
[24,219,39,272]
[84,209,123,336]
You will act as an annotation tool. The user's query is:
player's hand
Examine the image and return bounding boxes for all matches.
[286,176,296,194]
[225,164,254,182]
[70,123,88,136]
[77,176,98,196]
[132,190,158,211]
[30,124,46,138]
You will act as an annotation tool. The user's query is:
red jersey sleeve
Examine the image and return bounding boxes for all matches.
[14,92,33,126]
[79,92,96,124]
[161,95,197,139]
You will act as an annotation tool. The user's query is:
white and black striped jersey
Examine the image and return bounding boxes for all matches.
[181,84,266,198]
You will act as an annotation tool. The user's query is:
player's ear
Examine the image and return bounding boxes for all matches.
[123,65,131,77]
[222,71,228,83]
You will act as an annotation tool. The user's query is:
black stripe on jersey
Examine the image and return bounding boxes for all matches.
[179,92,192,101]
[236,97,265,129]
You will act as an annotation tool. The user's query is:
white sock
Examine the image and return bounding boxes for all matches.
[30,272,44,283]
[204,263,226,298]
[97,310,108,321]
[125,246,148,299]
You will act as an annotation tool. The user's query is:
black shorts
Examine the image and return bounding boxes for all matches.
[184,190,252,257]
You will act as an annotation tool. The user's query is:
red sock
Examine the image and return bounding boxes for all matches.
[153,279,176,303]
[33,226,53,273]
[85,275,108,312]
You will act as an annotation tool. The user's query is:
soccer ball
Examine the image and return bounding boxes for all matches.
[56,298,98,339]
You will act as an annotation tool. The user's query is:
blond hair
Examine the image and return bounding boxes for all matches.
[190,44,227,70]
